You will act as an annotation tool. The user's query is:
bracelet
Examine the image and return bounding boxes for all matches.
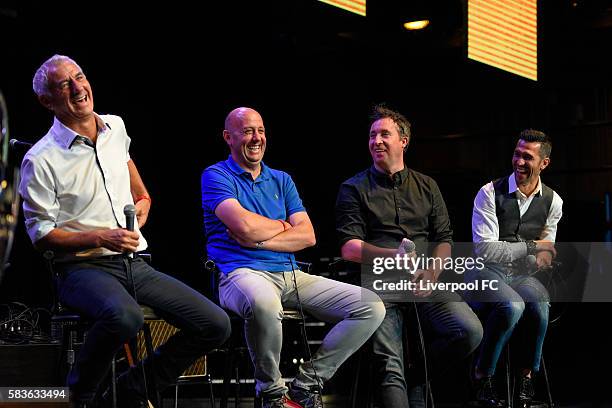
[526,240,537,256]
[278,220,288,231]
[135,195,151,204]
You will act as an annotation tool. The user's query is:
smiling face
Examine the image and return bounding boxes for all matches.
[39,60,94,126]
[224,108,267,173]
[369,117,408,174]
[512,139,550,187]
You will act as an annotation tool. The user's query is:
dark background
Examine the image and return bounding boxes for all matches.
[1,0,611,404]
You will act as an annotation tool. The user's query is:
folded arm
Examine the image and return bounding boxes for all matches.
[215,198,316,252]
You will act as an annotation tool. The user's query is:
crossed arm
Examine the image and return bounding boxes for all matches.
[215,198,316,253]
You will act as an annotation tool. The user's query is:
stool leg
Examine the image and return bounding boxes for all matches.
[208,374,216,408]
[221,348,232,408]
[174,383,179,408]
[541,355,554,408]
[235,356,240,408]
[505,346,512,408]
[142,323,161,408]
[111,357,117,408]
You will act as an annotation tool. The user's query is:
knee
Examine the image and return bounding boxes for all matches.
[498,300,525,326]
[248,298,283,323]
[102,303,144,341]
[524,301,549,325]
[353,290,386,324]
[203,307,232,346]
[369,300,387,326]
[461,317,484,355]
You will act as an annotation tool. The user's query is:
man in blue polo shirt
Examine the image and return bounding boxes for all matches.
[201,107,385,408]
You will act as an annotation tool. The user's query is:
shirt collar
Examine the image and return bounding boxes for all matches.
[225,155,270,181]
[371,165,409,187]
[51,114,110,150]
[508,173,542,198]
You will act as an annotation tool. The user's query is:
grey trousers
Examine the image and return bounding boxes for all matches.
[219,268,386,398]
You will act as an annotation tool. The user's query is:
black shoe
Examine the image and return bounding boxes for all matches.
[262,394,303,408]
[288,383,323,408]
[516,375,535,408]
[470,376,504,408]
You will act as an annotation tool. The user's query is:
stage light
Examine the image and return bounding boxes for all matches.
[403,19,430,30]
[318,0,366,17]
[468,0,538,81]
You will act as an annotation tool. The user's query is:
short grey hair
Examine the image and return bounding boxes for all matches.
[32,55,82,97]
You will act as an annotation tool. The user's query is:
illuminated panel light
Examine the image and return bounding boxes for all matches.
[319,0,366,17]
[468,0,537,81]
[404,20,430,30]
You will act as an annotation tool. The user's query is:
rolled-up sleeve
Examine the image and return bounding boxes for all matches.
[19,156,58,243]
[335,183,367,247]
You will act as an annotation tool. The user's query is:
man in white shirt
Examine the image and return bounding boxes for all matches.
[20,55,230,408]
[466,129,562,408]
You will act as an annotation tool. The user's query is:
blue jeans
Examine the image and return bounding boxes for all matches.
[464,264,549,376]
[56,255,231,402]
[219,268,386,398]
[371,290,483,408]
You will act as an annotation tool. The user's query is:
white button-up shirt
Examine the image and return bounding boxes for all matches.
[472,174,563,263]
[19,114,147,259]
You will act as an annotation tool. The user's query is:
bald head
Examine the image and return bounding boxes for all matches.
[224,107,261,133]
[223,107,267,175]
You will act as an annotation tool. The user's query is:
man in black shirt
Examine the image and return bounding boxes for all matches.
[335,105,482,408]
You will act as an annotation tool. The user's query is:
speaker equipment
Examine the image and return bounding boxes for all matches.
[135,320,207,377]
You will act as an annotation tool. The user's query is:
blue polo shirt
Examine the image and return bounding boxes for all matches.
[201,156,306,274]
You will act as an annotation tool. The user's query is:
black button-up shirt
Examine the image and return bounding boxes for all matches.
[335,166,453,255]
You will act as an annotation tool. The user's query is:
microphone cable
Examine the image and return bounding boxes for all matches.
[289,258,324,396]
[122,204,151,404]
[413,300,434,408]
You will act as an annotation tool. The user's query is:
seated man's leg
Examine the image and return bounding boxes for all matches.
[283,271,386,389]
[464,265,525,377]
[56,262,144,403]
[370,305,410,408]
[510,276,550,373]
[121,257,231,394]
[219,268,286,399]
[416,290,483,371]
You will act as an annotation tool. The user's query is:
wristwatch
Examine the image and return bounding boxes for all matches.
[255,241,265,249]
[526,240,537,255]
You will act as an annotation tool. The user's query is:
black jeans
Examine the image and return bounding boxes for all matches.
[56,255,231,402]
[371,290,483,408]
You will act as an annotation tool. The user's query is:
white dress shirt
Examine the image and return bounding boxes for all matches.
[472,174,563,263]
[19,114,147,259]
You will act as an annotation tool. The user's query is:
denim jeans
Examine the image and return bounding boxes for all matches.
[218,268,386,398]
[464,264,549,376]
[56,255,231,402]
[371,290,483,408]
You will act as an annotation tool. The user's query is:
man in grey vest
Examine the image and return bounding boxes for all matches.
[465,129,562,408]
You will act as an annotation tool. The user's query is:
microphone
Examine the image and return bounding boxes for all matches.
[123,204,136,232]
[9,139,33,152]
[397,238,416,255]
[123,204,136,258]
